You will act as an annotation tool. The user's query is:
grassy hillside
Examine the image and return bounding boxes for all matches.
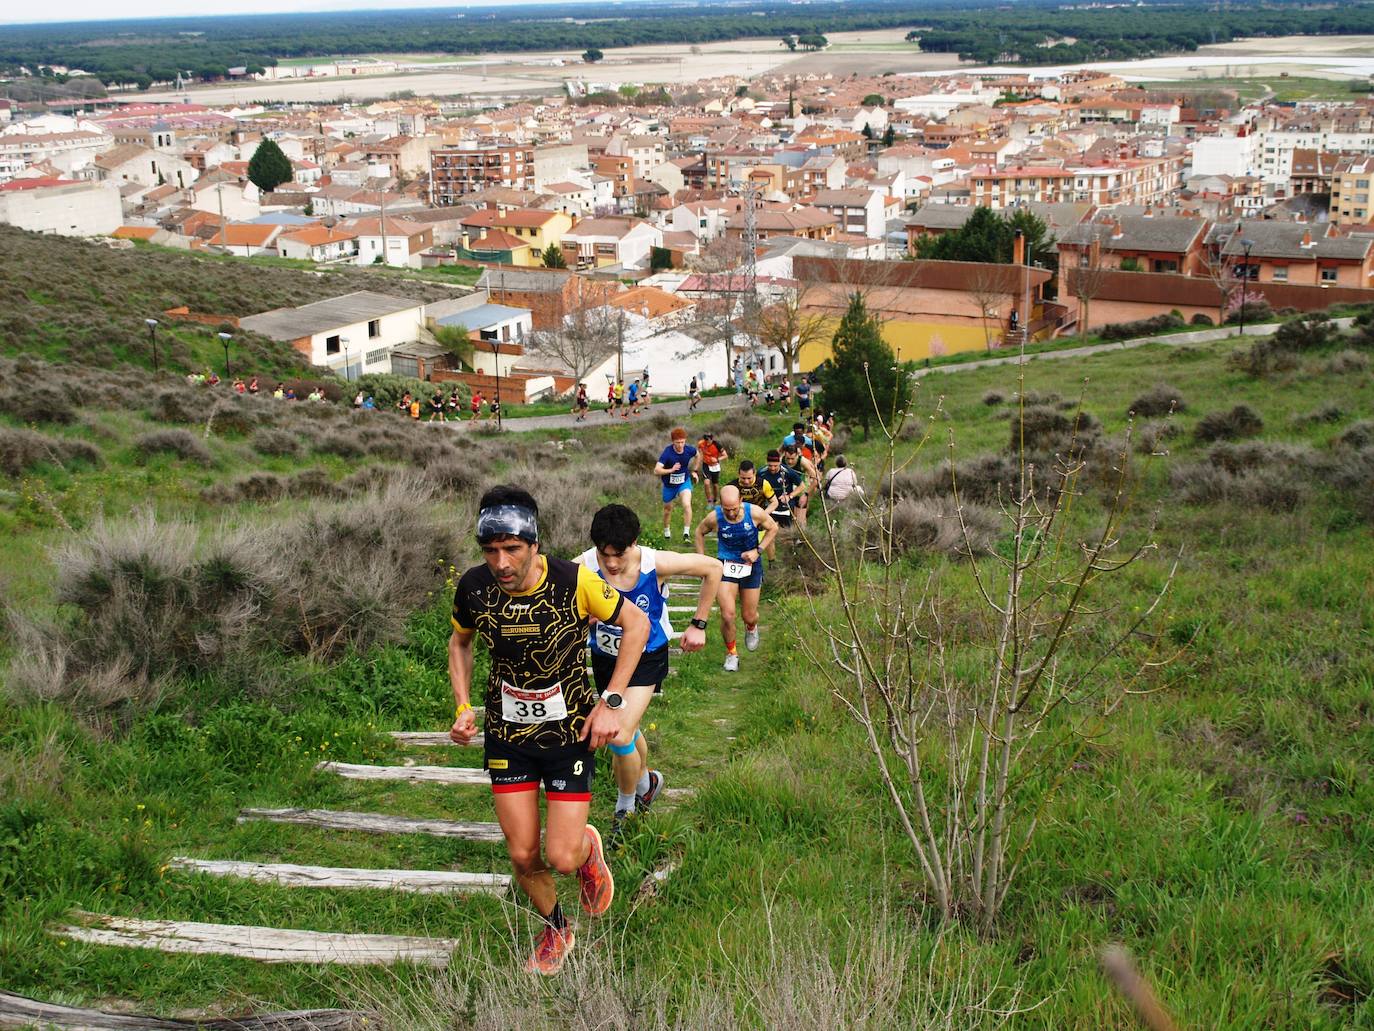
[0,226,467,379]
[0,323,1370,1027]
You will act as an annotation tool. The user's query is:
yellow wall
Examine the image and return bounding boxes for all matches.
[797,317,1000,370]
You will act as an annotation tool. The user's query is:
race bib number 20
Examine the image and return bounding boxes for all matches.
[500,680,568,724]
[593,625,621,655]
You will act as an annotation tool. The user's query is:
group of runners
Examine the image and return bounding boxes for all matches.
[447,411,848,976]
[598,372,652,420]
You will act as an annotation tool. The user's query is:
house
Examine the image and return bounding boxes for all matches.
[1220,221,1374,288]
[207,222,285,257]
[190,178,261,221]
[0,179,121,236]
[561,216,663,271]
[1057,214,1211,276]
[435,301,533,353]
[478,266,616,330]
[457,227,538,266]
[239,291,427,378]
[276,224,359,262]
[805,188,887,241]
[342,215,433,268]
[459,206,573,256]
[724,206,838,243]
[93,143,198,190]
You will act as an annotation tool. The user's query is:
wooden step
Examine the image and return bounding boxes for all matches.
[170,858,509,895]
[388,731,484,748]
[316,762,487,785]
[238,808,504,842]
[0,990,365,1030]
[56,913,457,967]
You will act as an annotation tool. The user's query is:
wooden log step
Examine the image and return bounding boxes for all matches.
[55,913,456,967]
[316,762,486,785]
[662,787,695,801]
[388,731,483,748]
[169,858,510,895]
[0,991,367,1030]
[238,808,504,842]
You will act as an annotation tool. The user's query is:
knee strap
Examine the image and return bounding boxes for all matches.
[608,738,637,756]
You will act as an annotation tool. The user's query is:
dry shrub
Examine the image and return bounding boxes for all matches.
[1334,420,1374,450]
[0,384,76,425]
[1228,341,1300,377]
[889,454,1020,506]
[315,430,366,460]
[646,411,674,433]
[827,426,852,454]
[148,388,198,424]
[251,428,301,457]
[1208,441,1315,476]
[615,439,662,475]
[134,429,212,464]
[708,412,770,440]
[982,390,1006,406]
[0,428,102,477]
[1194,405,1264,443]
[204,401,262,437]
[288,468,347,500]
[201,472,288,505]
[1135,420,1180,454]
[1170,462,1306,512]
[1325,350,1370,375]
[1296,404,1345,426]
[711,433,744,462]
[878,496,999,558]
[1015,390,1060,408]
[423,454,485,499]
[1128,383,1186,417]
[764,526,835,597]
[1011,405,1100,459]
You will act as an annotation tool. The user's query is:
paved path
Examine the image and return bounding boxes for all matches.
[444,391,754,433]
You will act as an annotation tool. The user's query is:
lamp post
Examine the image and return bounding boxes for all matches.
[145,318,159,373]
[218,331,233,378]
[1238,236,1254,337]
[341,336,351,381]
[491,337,503,431]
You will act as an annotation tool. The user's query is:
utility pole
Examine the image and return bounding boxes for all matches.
[379,191,388,266]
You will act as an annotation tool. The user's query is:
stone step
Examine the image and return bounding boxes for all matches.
[238,807,504,843]
[55,912,457,967]
[169,858,509,896]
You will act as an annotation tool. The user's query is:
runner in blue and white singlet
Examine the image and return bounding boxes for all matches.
[694,484,777,672]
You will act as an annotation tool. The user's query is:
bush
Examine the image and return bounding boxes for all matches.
[982,390,1006,406]
[1135,420,1180,454]
[708,412,770,440]
[134,429,212,464]
[1190,313,1215,326]
[888,454,1020,506]
[1194,405,1264,443]
[615,440,662,475]
[314,430,366,459]
[1295,404,1344,426]
[251,428,301,457]
[1268,313,1338,352]
[148,388,198,424]
[1224,300,1273,325]
[1334,420,1374,451]
[1170,462,1306,512]
[204,400,264,437]
[352,372,444,410]
[1207,441,1315,476]
[0,428,102,477]
[1228,340,1300,377]
[288,468,346,499]
[1012,405,1100,458]
[1098,312,1186,341]
[0,384,77,425]
[1128,383,1186,418]
[201,472,288,505]
[884,496,998,558]
[1324,350,1370,375]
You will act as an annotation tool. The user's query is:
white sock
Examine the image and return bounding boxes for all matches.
[636,769,651,795]
[617,790,637,814]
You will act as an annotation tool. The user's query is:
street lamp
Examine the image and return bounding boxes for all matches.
[491,336,503,430]
[341,336,351,381]
[1238,236,1254,337]
[218,331,233,378]
[144,318,159,373]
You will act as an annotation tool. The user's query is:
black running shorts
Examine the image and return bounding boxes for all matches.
[485,737,594,801]
[590,643,669,694]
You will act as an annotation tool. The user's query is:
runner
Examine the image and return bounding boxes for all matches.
[579,503,721,842]
[728,459,777,516]
[470,391,484,421]
[448,486,649,976]
[779,442,819,529]
[613,379,626,418]
[409,395,421,421]
[763,380,776,410]
[695,431,728,505]
[606,381,617,418]
[624,378,640,419]
[759,448,803,557]
[487,394,502,425]
[694,485,777,671]
[778,379,791,412]
[688,376,702,413]
[745,369,760,409]
[653,427,698,542]
[573,383,589,422]
[795,377,813,417]
[428,391,446,423]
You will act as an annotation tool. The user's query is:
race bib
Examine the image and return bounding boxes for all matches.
[707,463,721,473]
[500,680,568,724]
[593,625,621,655]
[668,471,686,485]
[722,560,754,580]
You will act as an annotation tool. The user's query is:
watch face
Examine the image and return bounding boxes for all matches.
[606,693,624,709]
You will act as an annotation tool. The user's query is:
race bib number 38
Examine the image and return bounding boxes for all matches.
[500,680,568,724]
[722,561,754,580]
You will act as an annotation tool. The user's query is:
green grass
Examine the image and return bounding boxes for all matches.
[1136,75,1370,103]
[1,334,1372,1025]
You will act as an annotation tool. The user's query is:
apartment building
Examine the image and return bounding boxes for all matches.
[430,142,535,205]
[1329,156,1374,225]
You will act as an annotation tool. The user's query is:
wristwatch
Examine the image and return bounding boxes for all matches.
[603,692,625,710]
[689,617,709,631]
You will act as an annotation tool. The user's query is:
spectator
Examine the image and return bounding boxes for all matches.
[248,376,260,394]
[821,456,863,505]
[353,390,365,409]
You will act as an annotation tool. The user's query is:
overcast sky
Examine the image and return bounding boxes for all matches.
[4,0,607,26]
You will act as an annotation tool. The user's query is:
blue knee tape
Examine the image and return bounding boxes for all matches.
[608,739,637,756]
[633,729,642,744]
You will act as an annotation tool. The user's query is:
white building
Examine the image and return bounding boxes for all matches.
[239,291,427,379]
[1192,133,1260,179]
[0,179,121,236]
[561,216,662,271]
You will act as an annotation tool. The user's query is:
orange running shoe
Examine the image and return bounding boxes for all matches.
[577,824,615,916]
[525,924,575,976]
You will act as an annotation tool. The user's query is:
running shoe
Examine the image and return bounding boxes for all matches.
[636,769,664,813]
[525,924,575,976]
[577,824,615,916]
[745,627,760,651]
[608,808,633,848]
[663,527,671,540]
[723,653,739,672]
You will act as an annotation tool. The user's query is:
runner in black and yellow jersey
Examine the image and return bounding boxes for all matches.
[448,485,650,976]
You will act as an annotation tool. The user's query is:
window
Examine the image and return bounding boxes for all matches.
[1321,268,1338,283]
[368,319,380,338]
[366,347,388,365]
[1272,266,1288,282]
[1358,179,1370,189]
[326,334,341,355]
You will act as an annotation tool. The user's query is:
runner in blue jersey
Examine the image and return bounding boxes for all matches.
[653,427,699,542]
[694,484,778,672]
[580,503,722,842]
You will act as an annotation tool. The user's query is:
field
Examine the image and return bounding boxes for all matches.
[1,301,1371,1026]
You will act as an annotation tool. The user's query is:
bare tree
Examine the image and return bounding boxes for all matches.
[967,263,1012,352]
[794,366,1179,933]
[1202,241,1237,328]
[757,285,830,378]
[1066,236,1111,338]
[525,282,623,387]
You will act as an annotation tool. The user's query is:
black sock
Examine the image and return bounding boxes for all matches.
[543,902,567,930]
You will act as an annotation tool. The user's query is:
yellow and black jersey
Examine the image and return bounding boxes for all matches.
[452,556,622,749]
[729,477,775,509]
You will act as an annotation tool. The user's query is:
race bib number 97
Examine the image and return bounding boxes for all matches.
[722,561,754,580]
[500,680,568,724]
[593,625,622,655]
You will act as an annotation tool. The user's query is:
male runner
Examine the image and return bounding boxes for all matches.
[759,448,803,557]
[695,485,776,671]
[688,377,702,412]
[728,459,777,516]
[654,427,698,541]
[695,431,728,505]
[779,442,819,529]
[580,504,721,840]
[624,378,639,419]
[795,377,813,417]
[573,383,589,422]
[449,486,650,976]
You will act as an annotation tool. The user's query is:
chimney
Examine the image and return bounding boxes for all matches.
[1302,228,1314,248]
[1143,204,1153,218]
[1111,218,1124,239]
[1013,228,1025,265]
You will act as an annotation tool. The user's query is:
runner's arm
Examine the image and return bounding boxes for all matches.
[447,629,478,744]
[693,509,717,555]
[654,550,722,625]
[582,600,649,748]
[755,507,779,555]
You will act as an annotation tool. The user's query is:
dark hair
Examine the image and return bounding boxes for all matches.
[767,448,781,460]
[793,422,805,434]
[834,455,848,468]
[738,459,756,473]
[590,503,640,551]
[478,484,539,517]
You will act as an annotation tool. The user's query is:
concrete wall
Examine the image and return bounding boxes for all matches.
[0,181,121,236]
